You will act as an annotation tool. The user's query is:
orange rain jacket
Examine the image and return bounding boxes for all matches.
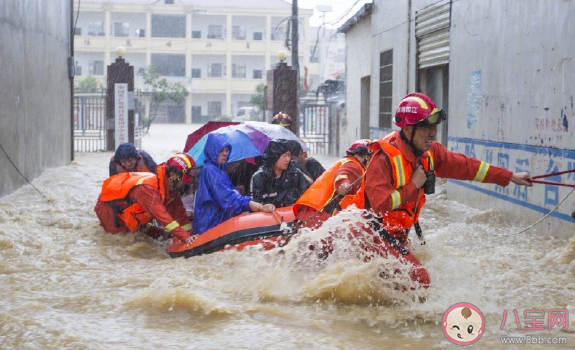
[294,156,366,228]
[363,131,512,242]
[94,164,192,241]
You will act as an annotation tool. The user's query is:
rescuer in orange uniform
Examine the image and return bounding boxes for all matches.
[359,92,532,287]
[293,139,375,229]
[94,153,199,244]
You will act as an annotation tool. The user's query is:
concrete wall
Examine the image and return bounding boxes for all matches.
[371,0,410,128]
[447,0,574,234]
[342,12,371,152]
[449,0,574,148]
[344,0,575,235]
[0,0,73,198]
[366,0,412,140]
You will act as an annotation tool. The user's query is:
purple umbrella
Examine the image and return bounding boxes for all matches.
[188,121,308,164]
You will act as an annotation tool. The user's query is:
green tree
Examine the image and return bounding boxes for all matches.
[139,66,188,133]
[249,83,266,120]
[75,76,102,93]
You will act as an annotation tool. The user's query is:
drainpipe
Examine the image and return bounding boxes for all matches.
[291,0,300,135]
[406,0,412,95]
[69,0,75,161]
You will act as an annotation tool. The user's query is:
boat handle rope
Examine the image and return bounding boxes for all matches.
[497,168,575,235]
[272,210,284,227]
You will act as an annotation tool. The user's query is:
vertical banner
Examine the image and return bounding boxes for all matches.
[114,83,129,146]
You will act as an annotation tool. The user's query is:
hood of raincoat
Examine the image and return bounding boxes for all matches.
[114,142,139,161]
[262,139,289,167]
[204,133,232,167]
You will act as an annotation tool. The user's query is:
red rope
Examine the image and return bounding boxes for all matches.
[529,168,575,180]
[527,168,575,187]
[528,179,575,188]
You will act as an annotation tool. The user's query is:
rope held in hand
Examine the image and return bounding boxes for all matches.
[500,168,575,235]
[527,168,575,188]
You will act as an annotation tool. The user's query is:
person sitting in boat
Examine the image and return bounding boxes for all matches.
[109,142,157,176]
[286,140,326,183]
[94,153,199,244]
[226,157,261,195]
[250,139,310,208]
[293,139,375,229]
[360,92,533,287]
[193,133,275,235]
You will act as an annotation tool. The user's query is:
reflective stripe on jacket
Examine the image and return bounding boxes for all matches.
[365,137,434,234]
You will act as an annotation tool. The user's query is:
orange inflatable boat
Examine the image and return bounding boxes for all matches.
[168,206,295,258]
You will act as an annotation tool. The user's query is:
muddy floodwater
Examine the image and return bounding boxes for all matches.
[1,125,574,349]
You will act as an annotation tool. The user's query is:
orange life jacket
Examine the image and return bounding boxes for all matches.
[98,166,168,232]
[363,133,434,235]
[293,156,366,216]
[110,154,152,174]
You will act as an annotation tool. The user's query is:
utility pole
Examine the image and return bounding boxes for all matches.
[291,0,299,74]
[291,0,299,134]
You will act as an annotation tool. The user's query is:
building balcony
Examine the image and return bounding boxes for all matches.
[188,78,262,94]
[229,79,261,93]
[75,35,300,58]
[149,37,187,52]
[110,37,147,52]
[229,40,267,52]
[75,36,106,50]
[189,78,228,93]
[190,39,227,53]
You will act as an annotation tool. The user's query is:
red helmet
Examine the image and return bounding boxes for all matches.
[271,112,292,127]
[394,92,446,128]
[346,139,374,156]
[167,153,197,184]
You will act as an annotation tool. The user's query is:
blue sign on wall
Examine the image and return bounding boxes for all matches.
[448,137,575,222]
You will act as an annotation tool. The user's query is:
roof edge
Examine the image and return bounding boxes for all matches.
[337,2,373,34]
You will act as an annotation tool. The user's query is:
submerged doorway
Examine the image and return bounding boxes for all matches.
[419,66,449,146]
[360,75,370,139]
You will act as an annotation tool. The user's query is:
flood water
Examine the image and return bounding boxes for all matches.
[1,124,574,350]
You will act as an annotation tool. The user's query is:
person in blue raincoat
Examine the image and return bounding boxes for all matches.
[193,133,275,235]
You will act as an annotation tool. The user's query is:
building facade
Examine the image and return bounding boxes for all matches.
[341,0,575,235]
[0,0,73,198]
[74,0,314,123]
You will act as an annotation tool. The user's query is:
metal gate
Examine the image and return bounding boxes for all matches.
[73,93,107,152]
[73,92,144,152]
[300,102,330,155]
